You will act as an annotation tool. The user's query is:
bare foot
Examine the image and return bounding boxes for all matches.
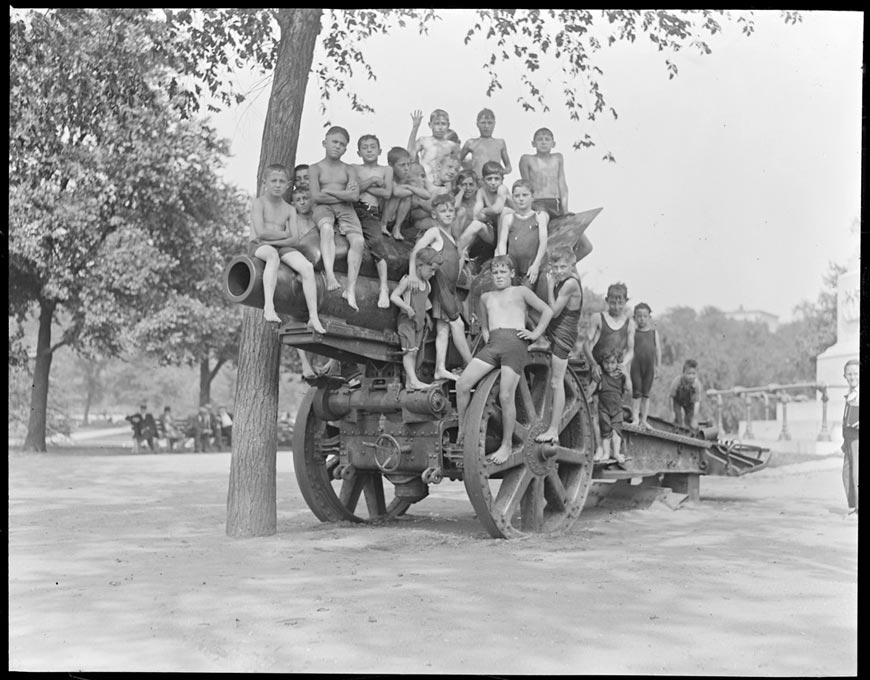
[391,227,405,241]
[381,225,391,236]
[534,429,559,443]
[593,447,606,462]
[434,368,459,382]
[264,309,281,323]
[377,290,390,309]
[308,318,327,334]
[405,380,431,391]
[326,275,341,291]
[639,419,651,430]
[486,446,511,465]
[342,288,359,311]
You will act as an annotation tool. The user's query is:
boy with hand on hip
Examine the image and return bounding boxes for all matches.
[248,163,325,332]
[456,255,553,465]
[309,125,365,310]
[459,108,513,179]
[353,134,393,308]
[390,246,443,391]
[670,359,703,430]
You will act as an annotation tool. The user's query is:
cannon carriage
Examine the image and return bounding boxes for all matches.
[224,208,770,539]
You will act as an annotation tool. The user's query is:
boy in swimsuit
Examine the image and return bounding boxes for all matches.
[590,350,629,465]
[381,147,431,241]
[519,127,593,266]
[353,134,392,308]
[459,108,513,180]
[456,255,554,464]
[630,302,661,429]
[535,246,583,443]
[309,126,365,310]
[407,108,461,189]
[408,194,474,382]
[841,358,859,516]
[496,179,549,290]
[390,247,443,391]
[670,359,703,430]
[457,161,513,259]
[248,164,325,333]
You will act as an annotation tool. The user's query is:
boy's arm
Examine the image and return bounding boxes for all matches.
[495,211,512,256]
[365,167,393,200]
[550,277,580,317]
[472,188,487,221]
[584,314,601,378]
[483,185,509,216]
[458,139,472,165]
[322,165,360,202]
[250,198,266,238]
[307,164,336,205]
[407,228,437,288]
[407,109,423,158]
[389,277,415,316]
[518,154,532,183]
[556,154,569,213]
[517,288,553,341]
[499,140,513,177]
[654,329,662,375]
[478,294,490,343]
[620,318,635,376]
[526,211,549,284]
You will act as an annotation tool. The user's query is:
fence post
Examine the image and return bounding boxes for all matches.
[743,393,754,439]
[817,386,832,442]
[777,392,791,441]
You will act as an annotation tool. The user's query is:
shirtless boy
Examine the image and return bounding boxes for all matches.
[294,164,310,190]
[519,127,593,265]
[407,108,461,191]
[381,147,432,241]
[353,134,393,308]
[248,164,325,333]
[457,161,512,258]
[309,126,365,310]
[455,255,553,464]
[459,108,513,180]
[290,186,316,235]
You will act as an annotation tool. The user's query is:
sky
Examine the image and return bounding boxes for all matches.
[211,9,863,323]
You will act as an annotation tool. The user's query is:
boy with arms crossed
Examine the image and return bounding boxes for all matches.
[456,255,553,464]
[249,164,325,333]
[459,108,513,179]
[309,126,365,310]
[353,134,393,308]
[457,161,512,258]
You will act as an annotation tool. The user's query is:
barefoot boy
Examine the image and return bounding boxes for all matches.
[496,179,549,289]
[456,255,553,464]
[841,358,859,515]
[630,302,661,429]
[457,161,512,258]
[670,359,703,430]
[381,147,431,241]
[353,134,392,308]
[459,108,513,179]
[407,108,461,190]
[309,126,365,310]
[248,164,325,332]
[519,127,593,265]
[534,246,583,444]
[591,350,629,466]
[390,247,443,391]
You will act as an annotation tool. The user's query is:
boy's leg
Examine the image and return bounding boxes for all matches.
[639,397,651,427]
[376,259,389,308]
[281,251,326,333]
[593,402,608,461]
[342,232,365,311]
[434,320,456,382]
[254,245,282,322]
[402,350,430,390]
[448,316,473,366]
[299,349,315,379]
[457,219,487,253]
[455,358,497,444]
[488,365,522,464]
[536,355,568,442]
[317,217,342,291]
[391,197,412,240]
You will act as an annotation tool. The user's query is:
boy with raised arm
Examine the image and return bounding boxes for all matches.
[308,125,365,310]
[407,108,461,190]
[459,108,513,180]
[456,255,553,464]
[457,161,512,258]
[248,163,325,332]
[353,134,393,308]
[519,127,593,264]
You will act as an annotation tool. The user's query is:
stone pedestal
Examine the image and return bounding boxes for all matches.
[816,266,860,407]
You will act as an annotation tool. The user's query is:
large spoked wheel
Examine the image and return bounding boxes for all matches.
[463,354,595,538]
[293,388,412,523]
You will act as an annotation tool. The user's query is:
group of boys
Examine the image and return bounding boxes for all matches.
[247,107,701,466]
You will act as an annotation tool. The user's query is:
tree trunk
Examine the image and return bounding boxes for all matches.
[23,300,55,452]
[227,7,322,537]
[199,357,211,407]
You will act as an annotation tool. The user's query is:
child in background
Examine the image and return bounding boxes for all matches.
[294,164,310,190]
[309,125,365,310]
[390,247,443,391]
[454,170,479,225]
[590,350,629,465]
[630,302,661,429]
[408,194,474,382]
[425,156,461,200]
[459,108,513,180]
[353,134,393,308]
[407,108,461,189]
[457,161,512,258]
[670,359,703,430]
[495,179,549,289]
[381,147,431,241]
[841,358,859,516]
[535,246,583,443]
[290,186,316,236]
[455,254,553,464]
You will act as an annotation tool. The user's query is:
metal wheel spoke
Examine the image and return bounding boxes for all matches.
[520,477,545,532]
[362,473,387,517]
[493,465,534,521]
[559,399,582,435]
[517,379,538,425]
[512,422,530,444]
[543,469,568,512]
[338,474,364,513]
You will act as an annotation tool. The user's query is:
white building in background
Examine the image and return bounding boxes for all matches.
[725,306,779,333]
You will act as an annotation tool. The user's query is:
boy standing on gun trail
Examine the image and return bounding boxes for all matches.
[353,134,393,308]
[590,350,629,466]
[459,108,513,180]
[496,179,549,291]
[630,302,661,429]
[670,359,703,430]
[248,164,325,333]
[309,126,366,311]
[390,247,443,391]
[519,127,593,265]
[456,255,553,464]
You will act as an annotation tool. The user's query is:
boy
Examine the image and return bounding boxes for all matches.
[407,108,461,190]
[459,108,513,180]
[495,179,549,288]
[309,126,365,310]
[534,246,583,443]
[584,282,635,384]
[381,146,431,241]
[249,163,325,332]
[519,127,593,264]
[293,164,310,190]
[841,358,859,515]
[670,359,703,430]
[456,255,553,464]
[425,156,460,199]
[390,247,443,391]
[408,194,474,381]
[290,186,316,235]
[353,134,393,308]
[457,161,512,258]
[630,302,661,429]
[590,350,629,465]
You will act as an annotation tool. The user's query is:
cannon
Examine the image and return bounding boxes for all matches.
[224,207,770,538]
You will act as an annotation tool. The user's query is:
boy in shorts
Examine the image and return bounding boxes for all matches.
[535,246,583,443]
[670,359,703,430]
[456,255,553,464]
[459,108,513,179]
[591,350,629,465]
[353,134,393,308]
[309,126,365,310]
[390,247,443,391]
[381,146,431,241]
[457,161,512,259]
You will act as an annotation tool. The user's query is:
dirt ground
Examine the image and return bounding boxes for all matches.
[8,446,857,675]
